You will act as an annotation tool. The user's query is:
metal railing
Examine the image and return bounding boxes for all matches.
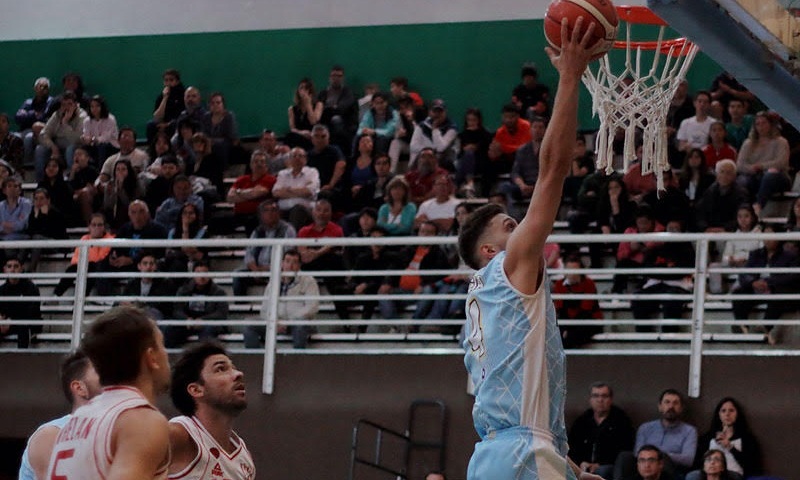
[0,231,799,397]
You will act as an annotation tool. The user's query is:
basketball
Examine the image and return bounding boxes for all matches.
[544,0,619,60]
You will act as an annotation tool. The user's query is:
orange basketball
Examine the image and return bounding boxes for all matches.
[544,0,619,61]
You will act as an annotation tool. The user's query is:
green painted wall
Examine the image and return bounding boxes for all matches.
[0,20,722,139]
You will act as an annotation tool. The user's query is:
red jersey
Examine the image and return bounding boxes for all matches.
[231,173,277,215]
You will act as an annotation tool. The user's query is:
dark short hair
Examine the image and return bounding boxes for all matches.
[458,203,506,270]
[135,250,158,265]
[170,341,228,416]
[390,77,408,88]
[502,103,522,115]
[160,154,179,166]
[192,260,209,271]
[659,388,683,403]
[81,306,158,386]
[283,249,301,261]
[258,198,278,213]
[359,207,378,220]
[695,90,712,102]
[118,126,137,140]
[589,381,613,397]
[637,444,664,460]
[33,187,50,199]
[370,226,388,236]
[61,90,77,103]
[60,350,93,406]
[163,69,181,80]
[371,91,389,103]
[521,63,538,78]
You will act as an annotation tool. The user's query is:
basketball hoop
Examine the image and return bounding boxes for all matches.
[582,5,699,191]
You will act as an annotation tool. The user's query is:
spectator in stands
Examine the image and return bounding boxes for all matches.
[357,91,398,155]
[378,221,450,332]
[0,177,32,242]
[26,188,67,271]
[0,160,14,201]
[563,134,596,205]
[308,124,346,210]
[201,92,239,166]
[553,257,604,348]
[710,72,755,122]
[297,198,345,297]
[736,111,791,217]
[613,205,664,293]
[80,95,119,165]
[0,113,23,171]
[389,76,423,107]
[568,382,634,478]
[342,206,377,267]
[0,256,41,349]
[118,251,176,321]
[245,249,319,349]
[52,213,113,299]
[97,127,150,185]
[693,397,761,479]
[144,131,174,179]
[145,155,180,214]
[285,78,322,150]
[35,91,87,180]
[597,175,636,237]
[147,69,185,143]
[272,147,320,231]
[485,104,532,197]
[226,150,277,234]
[409,99,459,171]
[15,77,53,165]
[174,118,200,172]
[623,143,658,203]
[677,91,717,156]
[568,168,611,235]
[731,224,799,338]
[377,176,417,236]
[103,159,144,230]
[724,99,753,151]
[643,171,692,230]
[318,65,359,156]
[785,197,800,255]
[667,80,695,162]
[167,260,229,348]
[162,202,209,273]
[630,218,695,332]
[424,472,446,480]
[406,147,449,205]
[678,149,715,208]
[708,204,762,294]
[154,174,204,232]
[695,160,749,233]
[38,158,74,224]
[232,198,296,298]
[346,134,377,212]
[688,449,740,480]
[353,154,394,212]
[455,108,493,197]
[503,116,546,212]
[100,201,167,297]
[408,171,457,233]
[625,445,673,480]
[257,129,290,175]
[635,389,698,477]
[702,121,737,170]
[69,146,100,225]
[388,95,415,173]
[357,83,379,122]
[511,63,550,119]
[173,86,206,144]
[189,131,225,202]
[47,72,90,114]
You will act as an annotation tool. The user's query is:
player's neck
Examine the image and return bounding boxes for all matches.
[195,407,236,452]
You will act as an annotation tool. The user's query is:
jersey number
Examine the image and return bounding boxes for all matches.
[49,448,74,480]
[466,298,486,357]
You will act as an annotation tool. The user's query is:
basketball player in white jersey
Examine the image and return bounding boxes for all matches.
[19,350,102,480]
[46,306,172,479]
[168,341,255,479]
[458,18,605,480]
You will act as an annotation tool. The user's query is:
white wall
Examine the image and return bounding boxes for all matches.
[2,0,646,41]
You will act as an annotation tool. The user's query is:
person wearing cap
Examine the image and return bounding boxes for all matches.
[356,91,399,155]
[511,63,551,119]
[410,99,459,171]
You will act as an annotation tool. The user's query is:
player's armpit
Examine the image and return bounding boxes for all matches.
[28,425,60,480]
[168,422,199,475]
[108,407,170,480]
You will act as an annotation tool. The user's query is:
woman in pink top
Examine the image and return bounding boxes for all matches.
[52,213,114,297]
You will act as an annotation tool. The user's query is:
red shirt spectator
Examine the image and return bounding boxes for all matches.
[494,117,532,156]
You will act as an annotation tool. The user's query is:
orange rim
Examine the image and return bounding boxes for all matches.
[612,37,695,55]
[616,5,668,25]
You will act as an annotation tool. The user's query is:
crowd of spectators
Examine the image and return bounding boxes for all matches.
[1,64,799,349]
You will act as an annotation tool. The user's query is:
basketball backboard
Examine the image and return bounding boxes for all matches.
[648,0,800,128]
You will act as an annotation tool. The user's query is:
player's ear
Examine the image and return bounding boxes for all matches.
[187,382,203,399]
[71,379,88,400]
[479,242,498,260]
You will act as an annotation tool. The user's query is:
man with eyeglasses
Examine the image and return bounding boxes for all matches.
[628,445,672,480]
[568,382,635,479]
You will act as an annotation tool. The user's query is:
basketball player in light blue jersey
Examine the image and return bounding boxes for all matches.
[457,17,606,480]
[19,350,101,480]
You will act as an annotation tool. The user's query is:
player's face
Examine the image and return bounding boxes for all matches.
[481,214,517,259]
[198,354,247,415]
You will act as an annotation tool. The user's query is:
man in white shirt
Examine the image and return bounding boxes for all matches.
[97,127,151,185]
[676,91,717,153]
[414,173,460,233]
[272,147,321,230]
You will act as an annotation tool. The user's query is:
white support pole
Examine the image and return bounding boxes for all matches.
[688,238,710,398]
[262,244,285,395]
[70,245,91,350]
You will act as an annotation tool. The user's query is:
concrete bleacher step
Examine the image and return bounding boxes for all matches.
[591,332,765,342]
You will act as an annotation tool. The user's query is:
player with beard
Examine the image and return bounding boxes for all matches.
[168,341,255,479]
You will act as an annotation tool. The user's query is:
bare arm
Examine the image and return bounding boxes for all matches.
[108,408,170,480]
[27,425,60,480]
[168,422,198,475]
[505,17,596,294]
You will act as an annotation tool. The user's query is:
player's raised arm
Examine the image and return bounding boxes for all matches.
[107,407,170,480]
[505,17,597,293]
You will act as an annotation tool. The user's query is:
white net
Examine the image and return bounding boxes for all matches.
[582,16,699,190]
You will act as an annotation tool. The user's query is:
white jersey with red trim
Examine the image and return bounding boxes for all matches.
[46,386,169,480]
[168,416,255,480]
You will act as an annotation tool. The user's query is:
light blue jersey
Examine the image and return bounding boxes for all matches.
[463,251,575,480]
[18,414,71,480]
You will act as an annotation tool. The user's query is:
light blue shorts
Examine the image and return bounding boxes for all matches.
[467,426,576,480]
